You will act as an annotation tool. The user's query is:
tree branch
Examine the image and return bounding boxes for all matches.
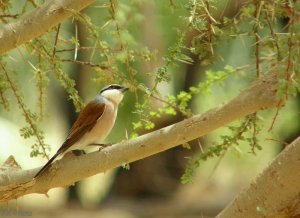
[217,135,300,218]
[0,0,95,55]
[0,72,281,202]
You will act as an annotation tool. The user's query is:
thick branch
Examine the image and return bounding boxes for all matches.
[0,73,281,202]
[0,0,95,55]
[217,136,300,218]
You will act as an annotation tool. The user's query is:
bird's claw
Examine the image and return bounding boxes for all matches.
[72,149,86,156]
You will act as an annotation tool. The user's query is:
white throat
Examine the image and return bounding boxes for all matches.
[100,89,124,105]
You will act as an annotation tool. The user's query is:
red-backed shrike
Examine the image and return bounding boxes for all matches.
[34,84,128,178]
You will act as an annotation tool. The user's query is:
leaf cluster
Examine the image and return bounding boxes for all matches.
[181,114,262,184]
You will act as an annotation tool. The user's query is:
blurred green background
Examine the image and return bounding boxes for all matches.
[0,0,299,217]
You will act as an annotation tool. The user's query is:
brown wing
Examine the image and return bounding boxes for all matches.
[34,101,105,178]
[57,101,106,154]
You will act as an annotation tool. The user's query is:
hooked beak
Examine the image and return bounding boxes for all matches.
[121,87,129,93]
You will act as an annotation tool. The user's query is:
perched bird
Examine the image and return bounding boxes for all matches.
[34,84,128,178]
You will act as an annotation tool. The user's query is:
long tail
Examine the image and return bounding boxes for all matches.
[34,152,60,178]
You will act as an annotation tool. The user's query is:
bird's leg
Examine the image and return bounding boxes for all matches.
[71,149,86,156]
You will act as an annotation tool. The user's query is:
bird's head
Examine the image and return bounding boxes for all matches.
[99,84,128,104]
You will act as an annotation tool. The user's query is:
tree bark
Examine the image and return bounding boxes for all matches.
[217,136,300,218]
[0,0,95,55]
[0,72,281,202]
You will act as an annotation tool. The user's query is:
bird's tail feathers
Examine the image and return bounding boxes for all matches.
[34,152,61,178]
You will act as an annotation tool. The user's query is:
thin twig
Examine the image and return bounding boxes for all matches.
[74,23,78,60]
[201,0,219,24]
[209,117,252,178]
[60,59,110,70]
[209,150,226,179]
[268,101,282,132]
[168,0,175,10]
[264,5,281,61]
[56,46,100,53]
[197,138,204,153]
[251,112,258,154]
[109,0,123,51]
[265,137,289,147]
[204,0,214,55]
[255,32,260,78]
[0,64,49,160]
[254,0,263,78]
[52,24,61,60]
[0,14,19,18]
[0,89,9,110]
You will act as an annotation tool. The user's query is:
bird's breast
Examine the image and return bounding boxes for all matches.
[76,100,118,148]
[91,101,118,143]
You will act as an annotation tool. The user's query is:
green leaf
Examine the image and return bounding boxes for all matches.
[182,142,191,150]
[163,107,177,116]
[144,120,155,130]
[133,121,143,130]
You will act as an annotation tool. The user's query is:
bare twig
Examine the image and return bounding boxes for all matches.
[268,101,282,132]
[0,14,19,18]
[60,59,110,70]
[52,24,61,60]
[253,0,263,78]
[264,4,281,61]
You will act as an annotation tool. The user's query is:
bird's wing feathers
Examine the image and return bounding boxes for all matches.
[34,101,105,178]
[57,101,106,154]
